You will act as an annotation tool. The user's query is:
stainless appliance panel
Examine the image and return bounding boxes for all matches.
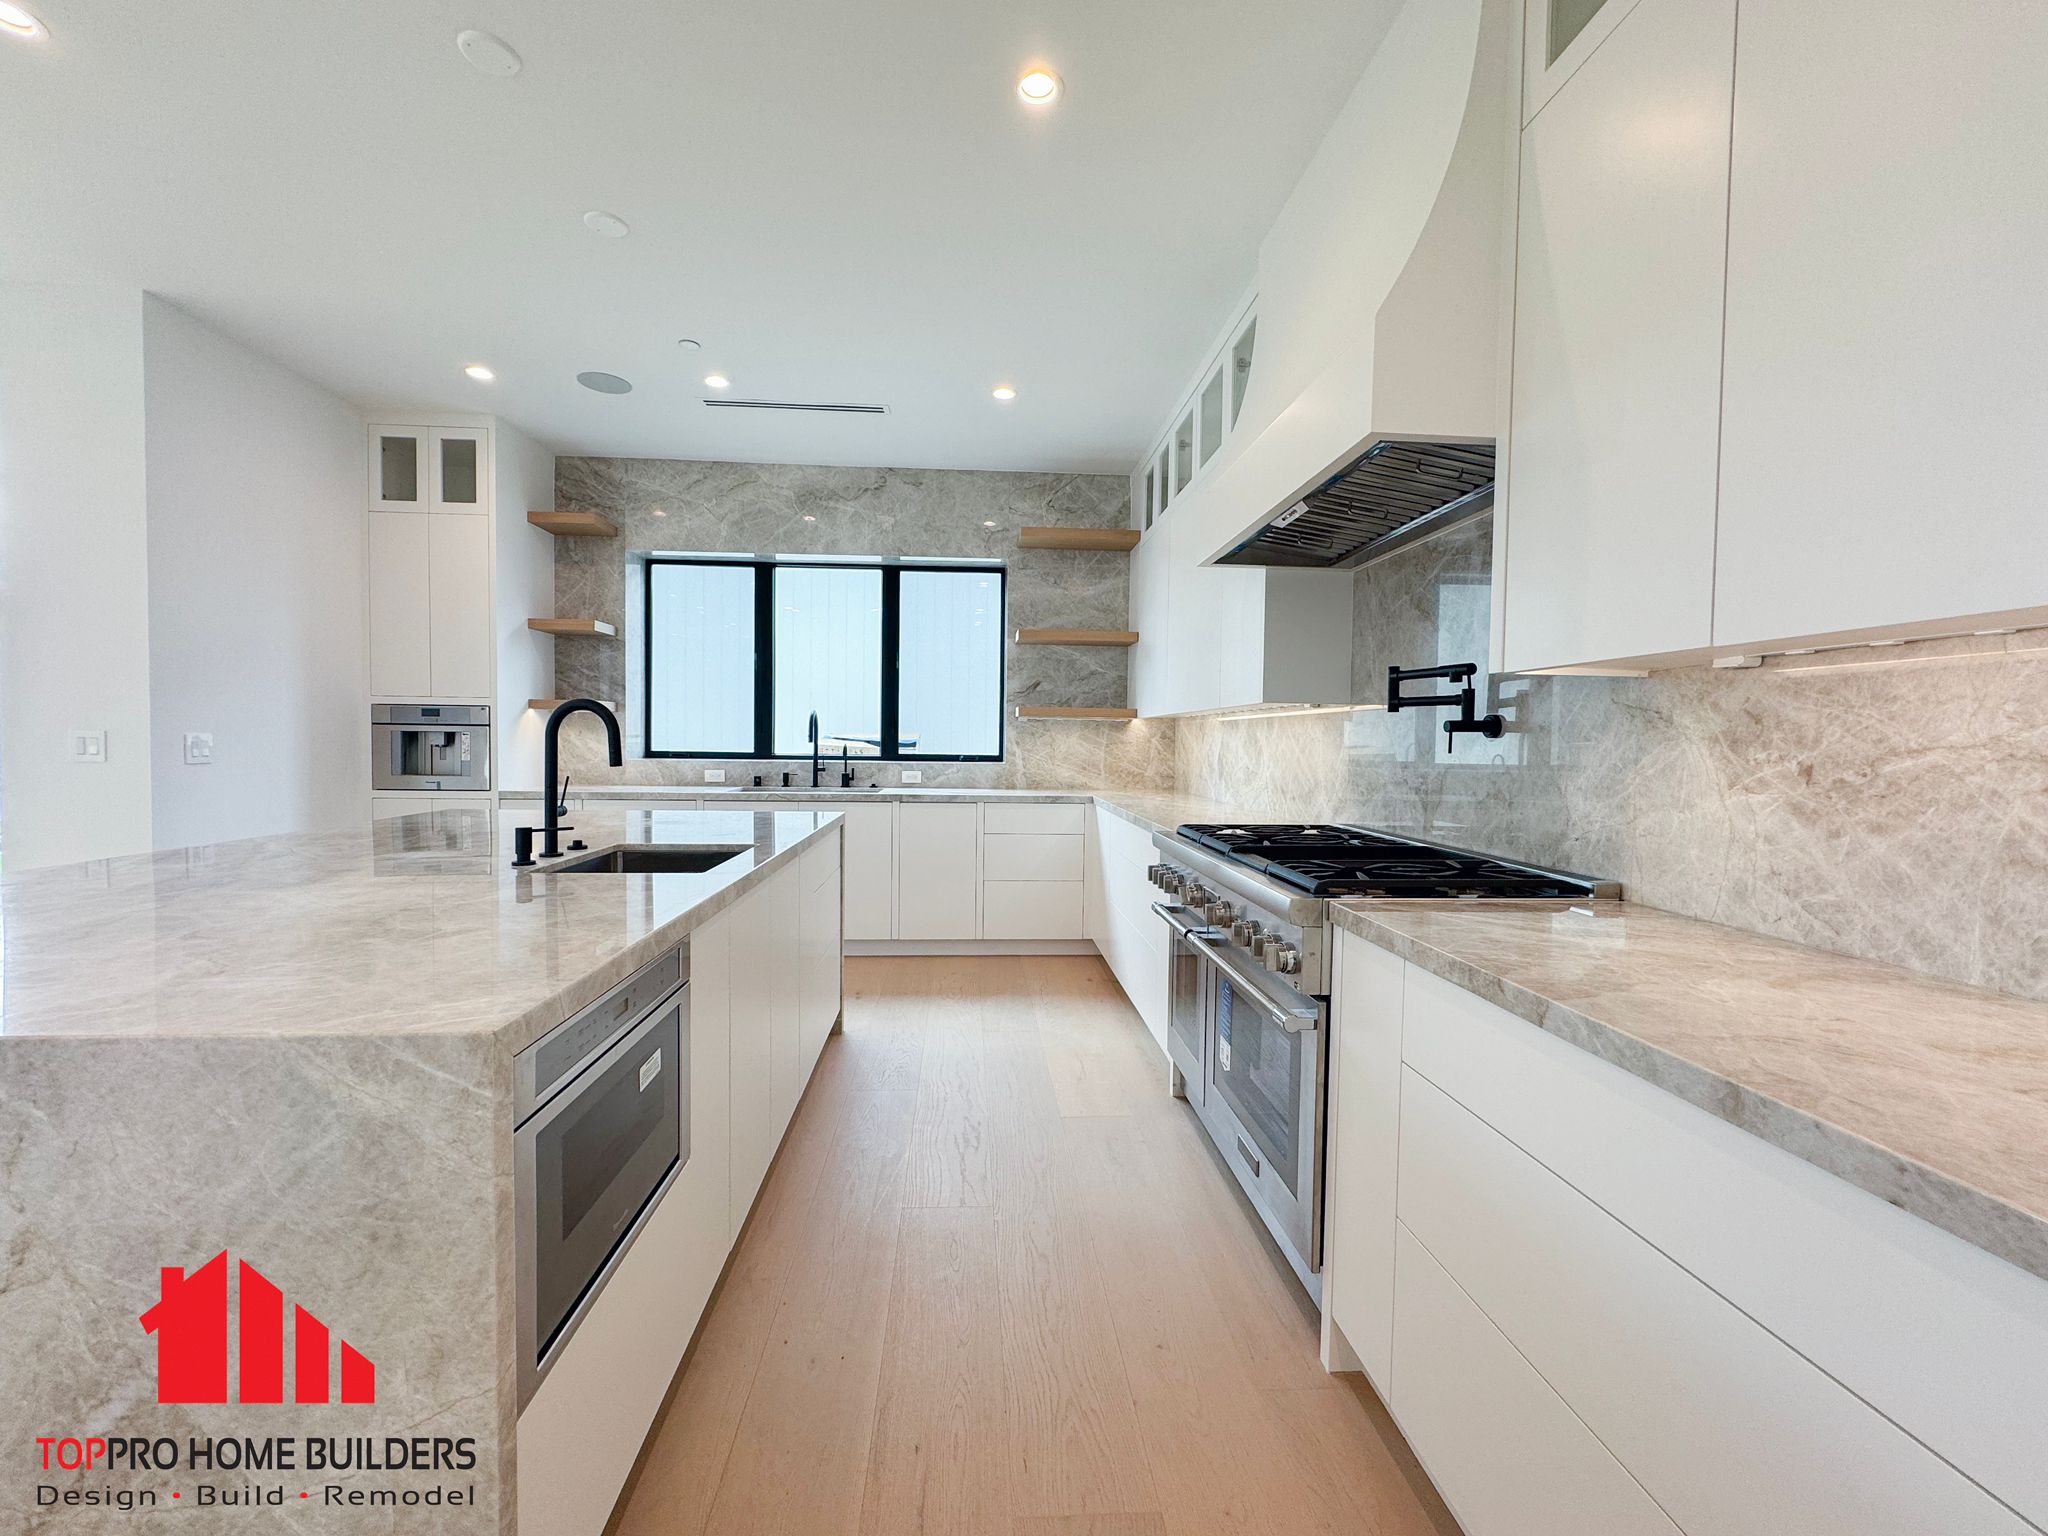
[515,953,688,1407]
[1161,905,1209,1102]
[372,704,491,793]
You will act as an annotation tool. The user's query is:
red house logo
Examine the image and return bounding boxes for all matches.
[139,1253,375,1406]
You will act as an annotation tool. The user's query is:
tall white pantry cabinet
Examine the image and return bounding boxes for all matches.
[367,425,493,701]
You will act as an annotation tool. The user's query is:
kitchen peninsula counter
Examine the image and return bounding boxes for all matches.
[0,807,842,1535]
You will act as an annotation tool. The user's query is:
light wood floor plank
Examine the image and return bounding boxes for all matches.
[1012,1516,1170,1536]
[858,1205,1010,1536]
[700,1087,917,1536]
[902,960,995,1208]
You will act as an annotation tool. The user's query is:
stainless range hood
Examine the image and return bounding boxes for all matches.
[1218,439,1495,569]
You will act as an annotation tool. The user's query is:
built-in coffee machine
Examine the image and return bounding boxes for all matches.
[371,704,491,793]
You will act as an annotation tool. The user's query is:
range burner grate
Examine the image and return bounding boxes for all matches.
[1176,823,1599,900]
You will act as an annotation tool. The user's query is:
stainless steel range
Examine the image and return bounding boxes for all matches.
[1149,823,1614,1301]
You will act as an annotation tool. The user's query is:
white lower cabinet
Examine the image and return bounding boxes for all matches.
[981,880,1084,940]
[1091,804,1167,1049]
[517,840,841,1536]
[798,831,842,1073]
[1391,1225,1681,1536]
[1329,934,2048,1534]
[1398,1067,2028,1536]
[895,802,979,940]
[1324,933,1405,1393]
[772,801,893,940]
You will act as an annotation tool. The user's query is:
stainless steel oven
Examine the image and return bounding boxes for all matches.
[372,703,491,793]
[514,943,689,1407]
[1155,899,1325,1292]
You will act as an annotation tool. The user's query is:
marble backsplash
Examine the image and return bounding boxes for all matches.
[547,457,1173,790]
[1176,514,2048,1002]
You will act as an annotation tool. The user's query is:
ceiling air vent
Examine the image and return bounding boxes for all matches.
[701,399,889,415]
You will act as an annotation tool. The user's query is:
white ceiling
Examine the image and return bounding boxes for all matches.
[1,0,1400,473]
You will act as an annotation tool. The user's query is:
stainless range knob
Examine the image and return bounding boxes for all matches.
[1230,917,1262,947]
[1265,941,1302,975]
[1147,863,1171,888]
[1246,931,1270,958]
[1160,871,1185,898]
[1203,899,1235,928]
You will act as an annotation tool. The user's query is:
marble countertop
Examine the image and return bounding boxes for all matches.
[1331,898,2048,1281]
[0,807,837,1052]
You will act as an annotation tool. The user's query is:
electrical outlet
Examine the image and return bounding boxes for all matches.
[71,730,106,763]
[183,732,214,765]
[703,768,726,784]
[900,769,923,785]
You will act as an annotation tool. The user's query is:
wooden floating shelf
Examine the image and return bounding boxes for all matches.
[1015,706,1138,720]
[527,510,619,538]
[1015,526,1140,553]
[527,618,618,638]
[527,699,618,713]
[1014,628,1140,647]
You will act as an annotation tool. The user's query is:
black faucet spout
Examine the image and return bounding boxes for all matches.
[538,699,622,859]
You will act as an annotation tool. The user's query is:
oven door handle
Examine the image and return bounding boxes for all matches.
[1153,902,1321,1032]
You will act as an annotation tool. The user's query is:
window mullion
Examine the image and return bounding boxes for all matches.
[752,563,775,759]
[880,566,902,764]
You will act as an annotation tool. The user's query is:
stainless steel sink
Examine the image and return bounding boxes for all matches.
[547,845,748,875]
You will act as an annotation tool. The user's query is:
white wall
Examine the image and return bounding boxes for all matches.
[492,421,556,792]
[0,285,156,869]
[142,295,366,848]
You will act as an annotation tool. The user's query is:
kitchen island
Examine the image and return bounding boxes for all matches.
[0,806,843,1534]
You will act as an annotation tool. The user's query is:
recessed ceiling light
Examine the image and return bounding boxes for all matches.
[676,338,702,351]
[1017,68,1062,105]
[0,2,45,37]
[703,374,731,390]
[582,210,629,239]
[463,364,495,382]
[992,385,1017,401]
[456,29,522,77]
[576,371,633,395]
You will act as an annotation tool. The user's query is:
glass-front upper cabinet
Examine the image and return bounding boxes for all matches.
[370,428,424,511]
[1173,411,1195,495]
[431,429,486,513]
[1156,445,1172,516]
[1230,318,1257,427]
[1524,0,1641,122]
[1199,367,1225,468]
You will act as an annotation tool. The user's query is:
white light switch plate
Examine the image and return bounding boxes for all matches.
[72,730,106,763]
[703,768,726,783]
[183,732,214,765]
[900,769,923,784]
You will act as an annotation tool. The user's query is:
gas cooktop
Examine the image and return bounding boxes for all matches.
[1176,823,1601,900]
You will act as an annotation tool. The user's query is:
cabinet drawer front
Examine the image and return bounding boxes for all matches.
[1391,1226,1679,1536]
[983,802,1086,835]
[982,833,1083,882]
[1399,963,2048,1524]
[1399,1067,2028,1536]
[981,881,1084,941]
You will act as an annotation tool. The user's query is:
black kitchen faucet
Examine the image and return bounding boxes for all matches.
[513,699,622,866]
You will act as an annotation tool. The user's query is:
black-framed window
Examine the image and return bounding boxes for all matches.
[644,557,1007,762]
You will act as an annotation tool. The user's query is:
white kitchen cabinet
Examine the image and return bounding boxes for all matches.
[1500,0,1735,673]
[1390,1225,1680,1536]
[798,829,841,1075]
[981,881,1084,941]
[765,863,803,1137]
[982,802,1085,836]
[369,426,425,511]
[1398,960,2048,1526]
[1398,1065,2030,1536]
[367,511,432,696]
[1128,526,1171,718]
[981,833,1082,883]
[727,893,778,1230]
[766,801,893,941]
[428,427,488,514]
[1093,806,1168,1049]
[1712,0,2048,651]
[1324,931,1406,1394]
[427,513,493,699]
[895,803,979,940]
